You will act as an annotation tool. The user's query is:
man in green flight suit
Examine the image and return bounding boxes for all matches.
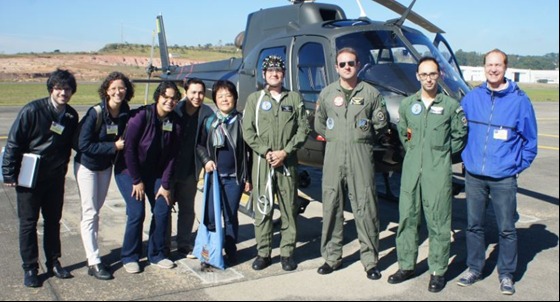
[315,47,388,280]
[242,55,310,271]
[387,57,467,293]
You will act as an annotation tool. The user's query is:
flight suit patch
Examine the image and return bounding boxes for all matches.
[357,118,370,131]
[430,106,444,115]
[281,105,293,112]
[326,117,334,130]
[376,111,386,121]
[350,97,364,105]
[334,96,344,107]
[411,103,422,115]
[261,100,272,111]
[462,116,467,126]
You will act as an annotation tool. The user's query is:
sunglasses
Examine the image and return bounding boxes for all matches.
[338,61,356,68]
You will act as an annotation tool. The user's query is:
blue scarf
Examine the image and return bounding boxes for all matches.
[211,110,238,148]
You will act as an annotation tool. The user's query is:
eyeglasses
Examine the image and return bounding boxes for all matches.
[266,67,284,73]
[338,61,356,68]
[53,86,72,92]
[418,72,439,80]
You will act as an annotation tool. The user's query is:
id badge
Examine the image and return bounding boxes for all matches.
[106,124,118,135]
[50,122,65,135]
[162,121,173,132]
[493,129,508,140]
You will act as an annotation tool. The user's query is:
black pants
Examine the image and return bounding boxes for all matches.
[16,177,65,271]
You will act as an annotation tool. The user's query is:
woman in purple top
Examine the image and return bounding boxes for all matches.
[114,81,182,273]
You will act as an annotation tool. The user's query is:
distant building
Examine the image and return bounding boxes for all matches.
[460,66,559,84]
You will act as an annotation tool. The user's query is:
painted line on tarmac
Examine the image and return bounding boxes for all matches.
[539,145,559,151]
[539,133,559,138]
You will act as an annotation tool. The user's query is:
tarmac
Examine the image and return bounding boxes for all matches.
[0,102,558,301]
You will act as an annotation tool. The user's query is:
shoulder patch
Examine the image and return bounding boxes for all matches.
[455,106,464,114]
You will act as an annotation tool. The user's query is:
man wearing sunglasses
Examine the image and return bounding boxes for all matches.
[315,47,388,280]
[387,57,467,293]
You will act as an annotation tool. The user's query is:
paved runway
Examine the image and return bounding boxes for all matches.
[0,102,558,300]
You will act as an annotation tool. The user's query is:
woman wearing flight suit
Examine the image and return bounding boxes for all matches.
[242,55,310,271]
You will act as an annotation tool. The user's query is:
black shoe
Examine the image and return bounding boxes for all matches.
[428,274,446,293]
[251,256,271,271]
[317,262,341,275]
[23,269,40,288]
[48,261,73,279]
[366,267,382,280]
[387,269,414,284]
[280,256,297,271]
[88,263,113,280]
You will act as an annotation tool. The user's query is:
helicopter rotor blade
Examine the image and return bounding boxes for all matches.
[371,0,445,33]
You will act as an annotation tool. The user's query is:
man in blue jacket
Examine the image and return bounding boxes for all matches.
[457,49,538,295]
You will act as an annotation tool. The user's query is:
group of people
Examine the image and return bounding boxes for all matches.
[1,48,537,296]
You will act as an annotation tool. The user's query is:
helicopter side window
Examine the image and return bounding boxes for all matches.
[296,42,327,105]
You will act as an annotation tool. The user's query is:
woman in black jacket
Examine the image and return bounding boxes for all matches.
[196,80,252,266]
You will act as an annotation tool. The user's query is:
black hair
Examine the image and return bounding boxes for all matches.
[46,68,77,94]
[153,81,180,103]
[211,80,238,105]
[417,56,440,72]
[183,77,206,92]
[98,71,135,102]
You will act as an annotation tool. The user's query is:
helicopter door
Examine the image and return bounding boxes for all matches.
[292,37,330,167]
[433,33,465,80]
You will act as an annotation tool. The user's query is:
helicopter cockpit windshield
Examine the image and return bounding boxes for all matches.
[336,29,470,100]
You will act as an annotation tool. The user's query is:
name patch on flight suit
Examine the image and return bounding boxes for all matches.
[106,124,118,135]
[326,117,335,130]
[334,96,344,107]
[50,122,65,135]
[281,105,293,112]
[430,106,444,115]
[411,103,422,115]
[350,97,364,105]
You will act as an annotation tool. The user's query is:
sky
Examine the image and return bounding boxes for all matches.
[0,0,558,56]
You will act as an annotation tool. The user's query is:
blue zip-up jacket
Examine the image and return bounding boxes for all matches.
[461,78,538,178]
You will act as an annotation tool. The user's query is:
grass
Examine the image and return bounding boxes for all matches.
[0,82,162,107]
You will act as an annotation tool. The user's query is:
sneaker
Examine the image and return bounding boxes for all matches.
[500,277,515,295]
[186,251,197,259]
[457,270,480,287]
[123,262,140,274]
[154,258,175,269]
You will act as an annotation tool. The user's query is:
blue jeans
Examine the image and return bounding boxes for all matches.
[115,172,171,264]
[205,175,243,257]
[465,171,518,279]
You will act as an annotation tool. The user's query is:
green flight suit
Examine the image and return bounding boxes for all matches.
[242,88,310,258]
[396,91,467,275]
[315,80,388,271]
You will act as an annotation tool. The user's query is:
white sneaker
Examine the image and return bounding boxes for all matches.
[123,262,140,274]
[154,258,175,269]
[186,251,197,259]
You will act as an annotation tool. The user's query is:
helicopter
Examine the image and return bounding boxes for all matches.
[138,0,470,199]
